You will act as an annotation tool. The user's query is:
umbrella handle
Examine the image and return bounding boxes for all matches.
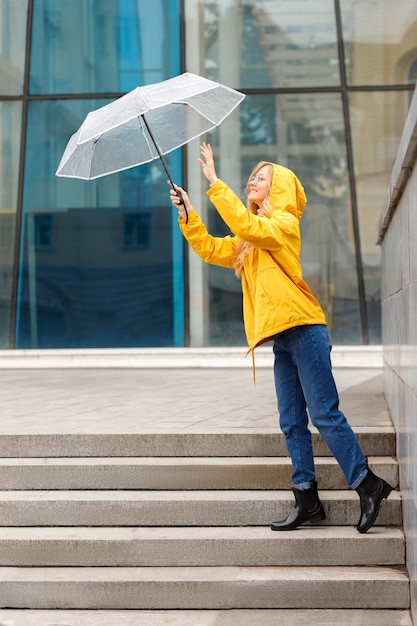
[141,114,188,223]
[167,173,188,224]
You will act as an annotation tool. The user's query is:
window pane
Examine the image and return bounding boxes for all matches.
[191,93,363,346]
[0,0,28,95]
[349,90,411,341]
[15,99,184,348]
[341,0,417,85]
[30,0,180,94]
[201,0,340,89]
[0,101,21,346]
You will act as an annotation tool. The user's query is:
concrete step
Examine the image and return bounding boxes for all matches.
[0,526,404,567]
[0,565,409,609]
[0,428,395,457]
[0,456,398,490]
[0,609,413,626]
[0,489,401,527]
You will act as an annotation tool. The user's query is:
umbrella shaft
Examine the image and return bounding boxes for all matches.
[141,113,186,214]
[141,114,173,184]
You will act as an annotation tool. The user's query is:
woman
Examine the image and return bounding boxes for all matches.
[170,142,392,533]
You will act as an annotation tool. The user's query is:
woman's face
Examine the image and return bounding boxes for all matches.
[247,165,271,210]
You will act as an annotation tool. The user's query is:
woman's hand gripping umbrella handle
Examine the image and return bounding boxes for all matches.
[169,183,192,221]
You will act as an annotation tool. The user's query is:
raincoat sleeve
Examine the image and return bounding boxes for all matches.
[179,208,238,269]
[207,180,298,250]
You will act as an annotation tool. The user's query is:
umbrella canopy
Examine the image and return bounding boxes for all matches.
[55,72,245,180]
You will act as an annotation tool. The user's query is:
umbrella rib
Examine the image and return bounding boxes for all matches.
[89,135,102,179]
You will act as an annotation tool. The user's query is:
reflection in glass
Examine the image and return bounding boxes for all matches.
[203,0,340,89]
[15,99,184,348]
[341,0,417,85]
[349,90,411,340]
[4,0,416,348]
[0,101,22,346]
[0,0,28,95]
[30,0,180,95]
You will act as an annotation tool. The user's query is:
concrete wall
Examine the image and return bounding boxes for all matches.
[377,85,417,621]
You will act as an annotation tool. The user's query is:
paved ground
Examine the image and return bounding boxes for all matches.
[0,360,402,626]
[0,608,412,626]
[0,365,390,434]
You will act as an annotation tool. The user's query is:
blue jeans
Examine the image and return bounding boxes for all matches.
[273,324,367,490]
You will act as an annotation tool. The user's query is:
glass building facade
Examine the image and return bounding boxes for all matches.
[1,0,416,349]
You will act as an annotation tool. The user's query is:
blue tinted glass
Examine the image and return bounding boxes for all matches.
[203,0,340,89]
[341,0,417,85]
[0,0,28,95]
[30,0,180,94]
[0,101,22,346]
[15,98,184,348]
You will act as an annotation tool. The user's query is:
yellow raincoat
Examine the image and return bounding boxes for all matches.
[179,163,327,353]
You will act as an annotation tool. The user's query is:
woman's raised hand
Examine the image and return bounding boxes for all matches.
[198,142,218,185]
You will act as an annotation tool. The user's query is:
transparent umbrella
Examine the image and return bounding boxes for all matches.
[56,71,245,188]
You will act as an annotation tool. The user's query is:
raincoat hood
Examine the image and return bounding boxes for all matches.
[269,163,307,220]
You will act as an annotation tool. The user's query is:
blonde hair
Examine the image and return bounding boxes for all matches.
[234,162,273,277]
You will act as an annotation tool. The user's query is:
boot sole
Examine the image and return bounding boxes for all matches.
[271,508,326,531]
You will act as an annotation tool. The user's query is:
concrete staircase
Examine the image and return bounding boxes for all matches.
[0,430,411,625]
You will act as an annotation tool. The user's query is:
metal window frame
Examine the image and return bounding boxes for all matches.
[5,0,415,347]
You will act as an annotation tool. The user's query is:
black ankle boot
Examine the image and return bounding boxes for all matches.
[355,467,393,533]
[271,480,326,531]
